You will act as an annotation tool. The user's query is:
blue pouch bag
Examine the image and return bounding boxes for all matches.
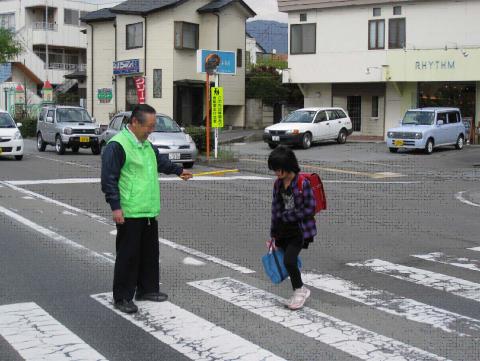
[262,243,302,284]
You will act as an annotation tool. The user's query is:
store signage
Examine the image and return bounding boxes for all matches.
[113,59,142,75]
[134,77,145,104]
[415,60,455,71]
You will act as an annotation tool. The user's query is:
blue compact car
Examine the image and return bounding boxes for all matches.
[386,108,466,154]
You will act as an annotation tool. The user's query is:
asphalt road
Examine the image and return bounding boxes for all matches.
[1,139,480,361]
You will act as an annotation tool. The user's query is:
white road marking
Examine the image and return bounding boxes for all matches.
[34,155,95,169]
[189,277,450,361]
[0,205,114,265]
[413,252,480,272]
[182,256,206,266]
[110,229,117,236]
[62,210,78,216]
[21,196,34,199]
[0,302,107,361]
[303,272,480,336]
[348,259,480,303]
[323,180,420,184]
[455,191,480,208]
[469,246,480,252]
[92,293,285,361]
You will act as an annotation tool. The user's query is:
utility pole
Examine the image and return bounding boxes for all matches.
[45,0,49,80]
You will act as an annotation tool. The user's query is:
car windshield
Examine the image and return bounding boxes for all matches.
[154,116,181,133]
[56,108,93,123]
[402,111,435,125]
[0,113,15,128]
[281,111,316,123]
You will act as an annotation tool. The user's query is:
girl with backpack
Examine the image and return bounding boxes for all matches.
[268,146,318,310]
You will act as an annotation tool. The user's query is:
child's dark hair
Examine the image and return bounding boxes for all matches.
[268,146,301,174]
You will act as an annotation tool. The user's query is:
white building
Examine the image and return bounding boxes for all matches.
[246,32,266,66]
[278,0,480,139]
[0,0,106,108]
[83,0,255,126]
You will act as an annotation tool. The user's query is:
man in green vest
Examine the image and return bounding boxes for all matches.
[101,104,192,314]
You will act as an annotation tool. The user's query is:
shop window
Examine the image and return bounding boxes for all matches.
[126,77,138,111]
[368,20,385,49]
[126,22,143,49]
[290,23,316,54]
[153,69,162,98]
[174,21,199,50]
[372,96,379,117]
[389,18,405,49]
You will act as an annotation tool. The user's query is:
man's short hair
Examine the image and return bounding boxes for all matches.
[268,146,301,174]
[130,104,156,124]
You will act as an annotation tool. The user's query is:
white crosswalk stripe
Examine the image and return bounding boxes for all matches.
[302,272,480,336]
[92,293,286,361]
[189,277,450,361]
[0,302,107,361]
[412,252,480,272]
[347,259,480,303]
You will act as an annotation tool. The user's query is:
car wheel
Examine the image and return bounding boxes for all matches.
[91,144,101,155]
[183,162,194,169]
[15,155,23,161]
[337,129,348,144]
[455,135,464,150]
[389,148,398,153]
[55,136,66,155]
[268,142,277,149]
[72,146,79,153]
[425,138,434,155]
[301,133,312,149]
[37,133,46,152]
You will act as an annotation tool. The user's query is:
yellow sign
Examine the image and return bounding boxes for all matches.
[211,87,224,128]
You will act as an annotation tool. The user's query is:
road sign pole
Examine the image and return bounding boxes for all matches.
[214,75,219,159]
[206,72,210,161]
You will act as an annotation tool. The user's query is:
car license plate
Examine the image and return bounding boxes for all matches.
[80,136,90,143]
[272,136,280,141]
[394,140,404,147]
[169,153,180,160]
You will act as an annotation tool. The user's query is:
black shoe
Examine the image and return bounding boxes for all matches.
[135,292,168,302]
[114,299,138,314]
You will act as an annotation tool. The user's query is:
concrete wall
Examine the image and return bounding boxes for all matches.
[302,83,332,108]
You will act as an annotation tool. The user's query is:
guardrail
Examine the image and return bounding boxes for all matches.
[32,22,58,31]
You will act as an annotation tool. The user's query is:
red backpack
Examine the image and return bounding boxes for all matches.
[297,172,327,214]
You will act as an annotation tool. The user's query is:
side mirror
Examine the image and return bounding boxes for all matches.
[46,116,53,123]
[180,127,185,132]
[16,122,22,128]
[437,120,444,126]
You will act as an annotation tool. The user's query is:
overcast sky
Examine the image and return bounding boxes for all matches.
[244,0,288,22]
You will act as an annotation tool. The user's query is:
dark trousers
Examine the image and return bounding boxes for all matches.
[113,218,159,302]
[276,235,304,290]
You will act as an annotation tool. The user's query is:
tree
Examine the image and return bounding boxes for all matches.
[0,28,22,63]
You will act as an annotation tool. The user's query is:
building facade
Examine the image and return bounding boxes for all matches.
[278,0,480,138]
[83,0,255,126]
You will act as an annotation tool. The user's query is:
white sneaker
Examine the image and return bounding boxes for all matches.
[287,286,310,310]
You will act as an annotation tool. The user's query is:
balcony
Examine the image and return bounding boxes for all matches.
[31,22,57,31]
[48,63,86,71]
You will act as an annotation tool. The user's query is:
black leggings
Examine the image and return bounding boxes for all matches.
[276,236,303,290]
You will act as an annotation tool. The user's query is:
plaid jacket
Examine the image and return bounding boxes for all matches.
[270,175,317,241]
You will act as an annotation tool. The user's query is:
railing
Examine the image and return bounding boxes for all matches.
[47,63,86,71]
[32,22,58,31]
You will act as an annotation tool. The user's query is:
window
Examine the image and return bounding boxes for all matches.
[126,77,138,111]
[437,113,447,124]
[373,8,381,16]
[326,110,339,120]
[111,116,123,130]
[237,49,242,68]
[336,109,347,118]
[368,20,384,49]
[388,18,405,49]
[290,23,316,54]
[64,9,80,26]
[0,13,15,30]
[47,110,54,122]
[393,6,402,15]
[126,22,143,49]
[447,112,459,124]
[300,13,307,22]
[314,111,327,123]
[153,69,162,98]
[371,96,379,117]
[174,21,199,50]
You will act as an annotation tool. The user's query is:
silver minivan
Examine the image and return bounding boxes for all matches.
[36,106,102,155]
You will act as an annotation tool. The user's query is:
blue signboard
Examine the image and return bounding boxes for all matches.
[197,50,236,75]
[113,59,141,75]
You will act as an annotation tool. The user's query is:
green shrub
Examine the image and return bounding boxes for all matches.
[16,116,37,138]
[185,127,214,154]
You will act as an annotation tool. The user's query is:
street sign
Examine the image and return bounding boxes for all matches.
[211,87,224,128]
[197,50,236,75]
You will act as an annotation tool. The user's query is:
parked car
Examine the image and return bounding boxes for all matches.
[100,111,198,168]
[263,107,353,149]
[0,110,23,161]
[36,106,102,155]
[386,107,466,154]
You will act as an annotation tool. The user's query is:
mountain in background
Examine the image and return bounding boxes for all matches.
[246,20,288,54]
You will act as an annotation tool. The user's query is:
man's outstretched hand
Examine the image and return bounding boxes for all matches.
[180,170,193,181]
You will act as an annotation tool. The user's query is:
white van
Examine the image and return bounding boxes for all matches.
[0,110,23,160]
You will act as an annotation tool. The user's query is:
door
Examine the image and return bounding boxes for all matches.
[312,111,329,140]
[325,109,340,138]
[347,96,361,132]
[446,111,460,144]
[434,112,449,145]
[45,109,55,143]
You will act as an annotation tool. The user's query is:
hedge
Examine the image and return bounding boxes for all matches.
[185,127,214,154]
[16,116,37,138]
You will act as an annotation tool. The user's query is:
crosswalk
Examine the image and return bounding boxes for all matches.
[2,247,480,360]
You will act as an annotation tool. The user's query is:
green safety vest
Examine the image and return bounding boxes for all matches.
[109,128,160,218]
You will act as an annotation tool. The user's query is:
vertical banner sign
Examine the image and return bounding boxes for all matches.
[134,77,145,104]
[211,87,224,128]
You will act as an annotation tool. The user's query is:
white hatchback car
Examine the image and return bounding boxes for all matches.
[0,110,23,160]
[263,107,353,149]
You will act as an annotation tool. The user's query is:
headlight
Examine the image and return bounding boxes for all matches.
[95,128,101,135]
[64,127,73,135]
[13,131,22,140]
[387,131,394,138]
[185,134,194,143]
[286,129,300,134]
[415,132,423,139]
